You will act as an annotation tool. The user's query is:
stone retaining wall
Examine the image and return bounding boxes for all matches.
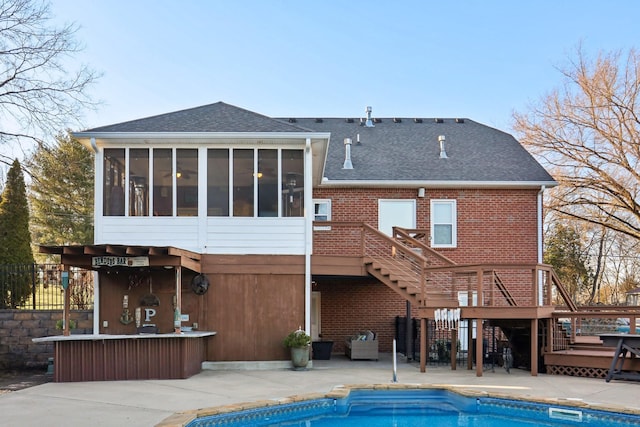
[0,310,93,369]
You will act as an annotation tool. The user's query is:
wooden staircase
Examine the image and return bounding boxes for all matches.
[363,225,523,310]
[361,224,459,309]
[364,256,458,308]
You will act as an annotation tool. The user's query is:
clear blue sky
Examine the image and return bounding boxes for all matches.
[40,0,640,132]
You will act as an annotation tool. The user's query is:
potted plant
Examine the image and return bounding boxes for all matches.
[284,327,311,370]
[56,318,77,331]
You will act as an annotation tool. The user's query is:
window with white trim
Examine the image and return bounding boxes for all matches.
[313,199,331,230]
[430,199,457,248]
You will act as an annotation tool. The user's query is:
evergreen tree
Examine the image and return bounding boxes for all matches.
[28,132,94,250]
[0,159,34,308]
[544,223,591,305]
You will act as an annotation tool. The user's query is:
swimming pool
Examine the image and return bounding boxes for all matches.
[184,387,640,426]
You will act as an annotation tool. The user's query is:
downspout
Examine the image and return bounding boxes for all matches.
[304,138,312,336]
[537,185,546,305]
[90,137,98,153]
[90,137,101,333]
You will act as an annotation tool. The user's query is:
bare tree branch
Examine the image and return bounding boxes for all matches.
[514,46,640,241]
[0,0,100,150]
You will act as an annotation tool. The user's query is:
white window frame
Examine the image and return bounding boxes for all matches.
[313,199,331,230]
[430,199,457,248]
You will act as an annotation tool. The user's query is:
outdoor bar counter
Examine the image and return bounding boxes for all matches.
[33,331,216,382]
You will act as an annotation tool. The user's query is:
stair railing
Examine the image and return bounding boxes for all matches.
[361,223,429,305]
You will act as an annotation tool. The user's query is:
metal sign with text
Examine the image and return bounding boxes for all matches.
[91,256,150,268]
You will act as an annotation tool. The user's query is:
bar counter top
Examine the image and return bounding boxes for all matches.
[33,331,216,343]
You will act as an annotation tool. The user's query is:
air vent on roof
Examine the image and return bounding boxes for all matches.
[373,118,382,123]
[343,138,354,169]
[364,106,374,127]
[435,118,444,123]
[346,118,354,123]
[288,118,297,123]
[315,118,323,123]
[456,118,465,123]
[414,118,423,123]
[438,135,448,159]
[393,118,402,123]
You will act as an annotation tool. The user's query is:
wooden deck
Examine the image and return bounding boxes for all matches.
[544,335,640,379]
[311,223,640,379]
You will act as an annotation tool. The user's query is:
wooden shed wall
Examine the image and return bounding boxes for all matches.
[200,255,305,361]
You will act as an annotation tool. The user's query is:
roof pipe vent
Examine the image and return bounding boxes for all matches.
[365,106,374,127]
[438,135,448,159]
[343,138,354,169]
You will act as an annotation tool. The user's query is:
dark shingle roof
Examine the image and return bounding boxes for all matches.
[85,102,312,133]
[287,118,555,183]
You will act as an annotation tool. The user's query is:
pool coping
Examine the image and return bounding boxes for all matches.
[155,383,640,427]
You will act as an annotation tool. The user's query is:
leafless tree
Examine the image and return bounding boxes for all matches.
[0,0,99,167]
[514,46,640,242]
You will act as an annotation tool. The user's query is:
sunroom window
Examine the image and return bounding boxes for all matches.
[103,148,125,216]
[102,147,305,218]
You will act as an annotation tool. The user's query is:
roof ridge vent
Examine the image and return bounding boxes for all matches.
[315,118,323,123]
[288,118,297,123]
[435,118,444,123]
[364,106,374,127]
[455,118,465,123]
[438,135,448,159]
[414,118,423,123]
[393,118,402,123]
[345,118,354,123]
[343,138,354,169]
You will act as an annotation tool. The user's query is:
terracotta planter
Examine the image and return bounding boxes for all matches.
[290,346,310,370]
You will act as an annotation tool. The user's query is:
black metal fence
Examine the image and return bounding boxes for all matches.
[395,316,506,370]
[0,264,94,310]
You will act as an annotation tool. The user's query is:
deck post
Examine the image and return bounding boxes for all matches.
[451,328,457,370]
[62,264,71,337]
[531,268,537,306]
[467,319,473,370]
[531,318,538,376]
[420,317,427,372]
[476,318,483,376]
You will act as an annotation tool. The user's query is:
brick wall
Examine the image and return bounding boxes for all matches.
[313,187,540,264]
[314,277,419,353]
[312,187,542,352]
[0,310,93,369]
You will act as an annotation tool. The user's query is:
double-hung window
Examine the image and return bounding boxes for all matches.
[430,199,457,248]
[313,199,331,230]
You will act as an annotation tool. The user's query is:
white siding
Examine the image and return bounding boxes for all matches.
[96,216,306,255]
[98,217,200,249]
[205,217,306,254]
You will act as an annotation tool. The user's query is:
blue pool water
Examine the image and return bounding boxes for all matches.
[187,389,640,426]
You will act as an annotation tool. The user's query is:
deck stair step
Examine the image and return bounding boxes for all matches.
[364,256,456,307]
[569,336,609,352]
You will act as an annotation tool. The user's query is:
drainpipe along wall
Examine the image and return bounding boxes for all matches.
[537,185,545,305]
[304,138,312,336]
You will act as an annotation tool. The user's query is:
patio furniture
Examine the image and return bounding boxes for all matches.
[345,331,378,360]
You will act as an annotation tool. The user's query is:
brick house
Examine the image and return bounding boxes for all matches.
[44,102,570,379]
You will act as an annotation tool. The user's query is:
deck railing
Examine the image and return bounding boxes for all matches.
[551,307,640,351]
[313,221,577,309]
